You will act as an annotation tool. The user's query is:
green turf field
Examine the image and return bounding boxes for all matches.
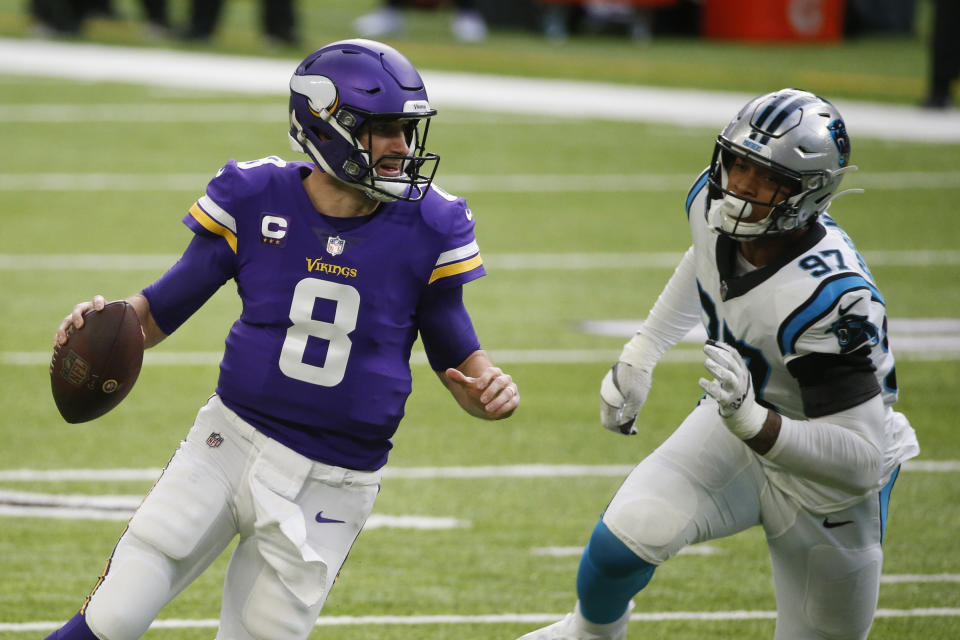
[1,5,959,638]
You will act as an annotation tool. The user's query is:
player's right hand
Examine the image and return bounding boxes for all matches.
[698,340,767,440]
[55,295,106,347]
[600,361,652,435]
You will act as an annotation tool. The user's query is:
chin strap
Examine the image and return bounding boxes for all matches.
[289,122,401,203]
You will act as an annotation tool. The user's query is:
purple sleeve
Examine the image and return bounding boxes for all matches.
[418,284,481,371]
[141,233,236,335]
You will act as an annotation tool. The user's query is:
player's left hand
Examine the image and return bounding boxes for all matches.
[444,366,519,419]
[599,362,651,435]
[698,340,768,440]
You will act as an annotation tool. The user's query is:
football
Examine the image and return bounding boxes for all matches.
[50,300,145,423]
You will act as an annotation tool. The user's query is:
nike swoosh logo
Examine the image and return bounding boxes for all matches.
[316,511,345,524]
[822,517,854,529]
[838,301,856,315]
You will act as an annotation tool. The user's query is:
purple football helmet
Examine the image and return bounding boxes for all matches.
[288,39,439,202]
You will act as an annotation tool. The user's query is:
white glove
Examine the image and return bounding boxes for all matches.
[600,362,652,435]
[697,340,768,440]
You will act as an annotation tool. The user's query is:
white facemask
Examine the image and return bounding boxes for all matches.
[708,193,771,240]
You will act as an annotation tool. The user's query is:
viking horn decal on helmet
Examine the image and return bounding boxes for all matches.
[289,74,338,116]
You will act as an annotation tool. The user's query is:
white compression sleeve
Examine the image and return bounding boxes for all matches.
[620,246,701,369]
[765,394,887,494]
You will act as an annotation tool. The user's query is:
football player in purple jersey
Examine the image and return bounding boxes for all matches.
[48,39,519,640]
[516,90,917,640]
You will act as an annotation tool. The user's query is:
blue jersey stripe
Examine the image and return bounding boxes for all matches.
[878,465,900,544]
[778,273,885,356]
[685,170,710,219]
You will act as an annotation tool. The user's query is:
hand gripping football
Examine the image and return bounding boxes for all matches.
[50,300,144,423]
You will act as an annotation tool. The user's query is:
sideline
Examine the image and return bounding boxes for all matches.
[1,38,959,143]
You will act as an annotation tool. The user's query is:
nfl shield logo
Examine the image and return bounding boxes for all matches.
[60,351,90,387]
[326,235,345,256]
[206,432,224,448]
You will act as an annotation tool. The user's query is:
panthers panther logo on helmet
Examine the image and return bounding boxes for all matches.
[828,118,851,167]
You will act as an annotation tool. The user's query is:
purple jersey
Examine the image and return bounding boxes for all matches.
[175,157,485,470]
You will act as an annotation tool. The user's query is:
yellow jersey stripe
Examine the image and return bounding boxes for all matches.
[189,203,238,253]
[428,254,483,284]
[197,194,237,233]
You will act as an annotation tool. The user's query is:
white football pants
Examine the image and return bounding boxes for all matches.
[83,395,381,640]
[602,401,890,640]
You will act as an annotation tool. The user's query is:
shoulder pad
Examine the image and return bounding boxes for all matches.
[685,168,711,219]
[413,184,485,287]
[184,157,293,253]
[419,183,475,236]
[778,272,886,358]
[207,156,292,203]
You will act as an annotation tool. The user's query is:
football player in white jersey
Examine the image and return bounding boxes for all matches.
[516,88,918,640]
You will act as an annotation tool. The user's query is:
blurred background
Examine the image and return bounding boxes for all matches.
[1,0,954,107]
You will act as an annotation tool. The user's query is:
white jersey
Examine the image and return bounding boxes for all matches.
[685,170,918,511]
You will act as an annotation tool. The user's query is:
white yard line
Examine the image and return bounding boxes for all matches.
[579,317,960,360]
[0,461,956,484]
[533,546,960,581]
[0,505,466,529]
[0,103,279,122]
[2,38,960,142]
[0,105,578,126]
[0,173,208,191]
[6,349,651,366]
[533,545,722,557]
[880,573,960,584]
[1,172,958,192]
[881,574,960,583]
[0,468,164,482]
[0,489,468,528]
[3,608,959,631]
[2,251,959,271]
[7,344,960,367]
[16,314,960,365]
[0,254,181,270]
